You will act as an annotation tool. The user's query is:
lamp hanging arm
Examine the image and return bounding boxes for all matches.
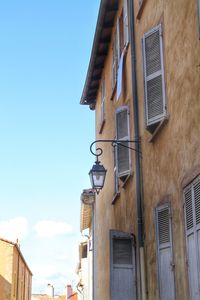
[90,139,141,159]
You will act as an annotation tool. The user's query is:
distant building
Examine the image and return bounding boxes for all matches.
[76,190,94,300]
[66,284,78,300]
[32,294,66,300]
[0,237,32,300]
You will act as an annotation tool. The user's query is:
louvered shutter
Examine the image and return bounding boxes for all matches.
[184,176,200,299]
[116,19,120,64]
[112,23,120,90]
[116,106,131,178]
[110,231,136,300]
[123,0,129,46]
[142,24,166,127]
[155,204,176,300]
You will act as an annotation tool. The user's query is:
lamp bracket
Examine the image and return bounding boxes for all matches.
[90,139,141,161]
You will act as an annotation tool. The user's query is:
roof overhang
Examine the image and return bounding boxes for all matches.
[80,202,92,232]
[80,0,118,109]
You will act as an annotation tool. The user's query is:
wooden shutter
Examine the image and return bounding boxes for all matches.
[110,230,136,300]
[142,24,166,127]
[112,25,119,90]
[155,204,176,300]
[123,0,129,46]
[116,106,131,179]
[184,176,200,299]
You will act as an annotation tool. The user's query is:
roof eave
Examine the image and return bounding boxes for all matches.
[80,0,118,108]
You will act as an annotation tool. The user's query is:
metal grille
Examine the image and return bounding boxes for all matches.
[145,30,161,76]
[158,208,170,244]
[116,109,128,139]
[113,238,132,265]
[147,75,164,120]
[117,142,129,174]
[185,188,194,230]
[194,180,200,225]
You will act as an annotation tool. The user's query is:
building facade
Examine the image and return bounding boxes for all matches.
[77,190,94,300]
[80,0,200,299]
[0,238,32,300]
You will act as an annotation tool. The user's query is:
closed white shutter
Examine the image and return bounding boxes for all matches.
[110,230,136,300]
[184,176,200,299]
[142,24,166,127]
[155,204,176,300]
[123,0,129,46]
[116,106,131,179]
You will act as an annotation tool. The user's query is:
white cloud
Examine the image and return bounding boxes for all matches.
[34,220,72,238]
[0,217,29,242]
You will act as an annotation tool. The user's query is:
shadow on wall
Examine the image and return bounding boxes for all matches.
[0,275,11,300]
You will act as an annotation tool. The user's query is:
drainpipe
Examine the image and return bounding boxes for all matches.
[128,1,147,299]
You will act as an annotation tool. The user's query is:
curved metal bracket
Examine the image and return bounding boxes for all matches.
[90,139,141,161]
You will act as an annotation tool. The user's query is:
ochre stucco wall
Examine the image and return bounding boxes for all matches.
[94,2,138,299]
[135,0,200,299]
[90,0,199,299]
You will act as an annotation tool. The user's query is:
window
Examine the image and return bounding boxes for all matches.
[142,24,166,132]
[155,203,176,300]
[100,76,105,125]
[112,0,129,93]
[115,106,131,181]
[110,230,136,300]
[112,24,120,90]
[183,175,200,299]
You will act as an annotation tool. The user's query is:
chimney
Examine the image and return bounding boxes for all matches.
[46,283,54,297]
[66,284,73,298]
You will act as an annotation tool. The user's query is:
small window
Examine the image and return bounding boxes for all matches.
[142,24,166,133]
[82,243,87,259]
[115,106,131,181]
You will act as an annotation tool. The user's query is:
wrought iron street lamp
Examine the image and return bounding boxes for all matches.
[89,139,140,193]
[89,159,107,194]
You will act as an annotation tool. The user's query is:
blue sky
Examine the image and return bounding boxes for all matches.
[0,0,99,295]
